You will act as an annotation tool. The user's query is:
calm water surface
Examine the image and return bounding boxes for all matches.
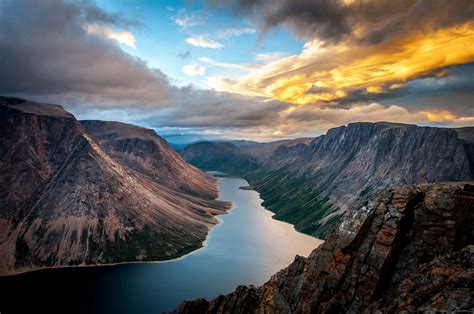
[0,176,322,313]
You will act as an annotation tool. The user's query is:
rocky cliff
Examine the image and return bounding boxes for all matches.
[247,122,473,237]
[0,97,229,275]
[175,181,474,313]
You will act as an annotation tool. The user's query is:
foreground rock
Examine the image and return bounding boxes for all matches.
[0,97,230,275]
[175,182,474,313]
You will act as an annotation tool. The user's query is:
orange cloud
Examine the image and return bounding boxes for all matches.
[208,23,474,106]
[422,111,456,123]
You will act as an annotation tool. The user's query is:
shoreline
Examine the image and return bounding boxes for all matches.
[1,176,235,277]
[1,175,323,277]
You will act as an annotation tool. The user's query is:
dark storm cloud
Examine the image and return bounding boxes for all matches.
[207,0,474,44]
[0,0,171,105]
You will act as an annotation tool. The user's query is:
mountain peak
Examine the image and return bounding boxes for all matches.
[0,96,73,118]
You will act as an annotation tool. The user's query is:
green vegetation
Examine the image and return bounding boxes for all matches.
[98,225,203,263]
[246,167,340,239]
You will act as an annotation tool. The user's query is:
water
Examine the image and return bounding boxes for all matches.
[0,176,322,313]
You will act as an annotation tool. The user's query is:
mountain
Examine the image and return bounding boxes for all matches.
[0,97,229,275]
[455,127,474,143]
[225,140,260,147]
[179,138,314,176]
[81,120,218,199]
[175,181,474,313]
[240,138,313,161]
[246,122,473,237]
[179,141,260,176]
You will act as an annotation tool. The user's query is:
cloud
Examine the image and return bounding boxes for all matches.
[206,24,474,106]
[207,0,474,45]
[86,24,136,48]
[218,27,255,38]
[172,10,204,29]
[255,52,288,62]
[185,36,223,48]
[1,0,472,142]
[182,64,206,76]
[199,57,257,72]
[199,52,289,73]
[277,103,474,136]
[0,0,170,105]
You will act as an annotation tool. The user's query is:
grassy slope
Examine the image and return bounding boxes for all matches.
[246,167,339,239]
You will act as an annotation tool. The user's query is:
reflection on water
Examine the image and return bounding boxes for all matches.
[0,177,322,314]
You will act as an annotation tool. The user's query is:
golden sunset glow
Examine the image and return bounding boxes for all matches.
[422,111,457,123]
[210,23,474,107]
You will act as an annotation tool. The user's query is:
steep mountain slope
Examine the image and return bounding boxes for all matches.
[455,127,474,175]
[0,97,229,275]
[175,182,474,313]
[81,120,218,199]
[179,141,260,176]
[247,122,473,237]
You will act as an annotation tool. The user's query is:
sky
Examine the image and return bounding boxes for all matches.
[0,0,473,143]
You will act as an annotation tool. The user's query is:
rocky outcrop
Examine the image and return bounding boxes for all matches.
[175,182,474,313]
[0,97,230,275]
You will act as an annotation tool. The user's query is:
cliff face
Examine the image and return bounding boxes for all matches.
[247,122,473,237]
[0,97,229,275]
[175,182,474,313]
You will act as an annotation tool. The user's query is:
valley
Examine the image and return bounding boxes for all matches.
[1,97,472,313]
[180,122,474,238]
[0,175,322,314]
[2,1,474,312]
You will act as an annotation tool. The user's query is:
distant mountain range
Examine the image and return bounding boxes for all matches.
[0,97,229,275]
[178,137,313,174]
[180,122,474,238]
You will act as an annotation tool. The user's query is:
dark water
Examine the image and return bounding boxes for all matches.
[0,177,322,313]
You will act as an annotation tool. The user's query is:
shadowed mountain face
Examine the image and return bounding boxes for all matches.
[175,182,474,313]
[179,138,313,176]
[178,141,260,176]
[0,97,229,275]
